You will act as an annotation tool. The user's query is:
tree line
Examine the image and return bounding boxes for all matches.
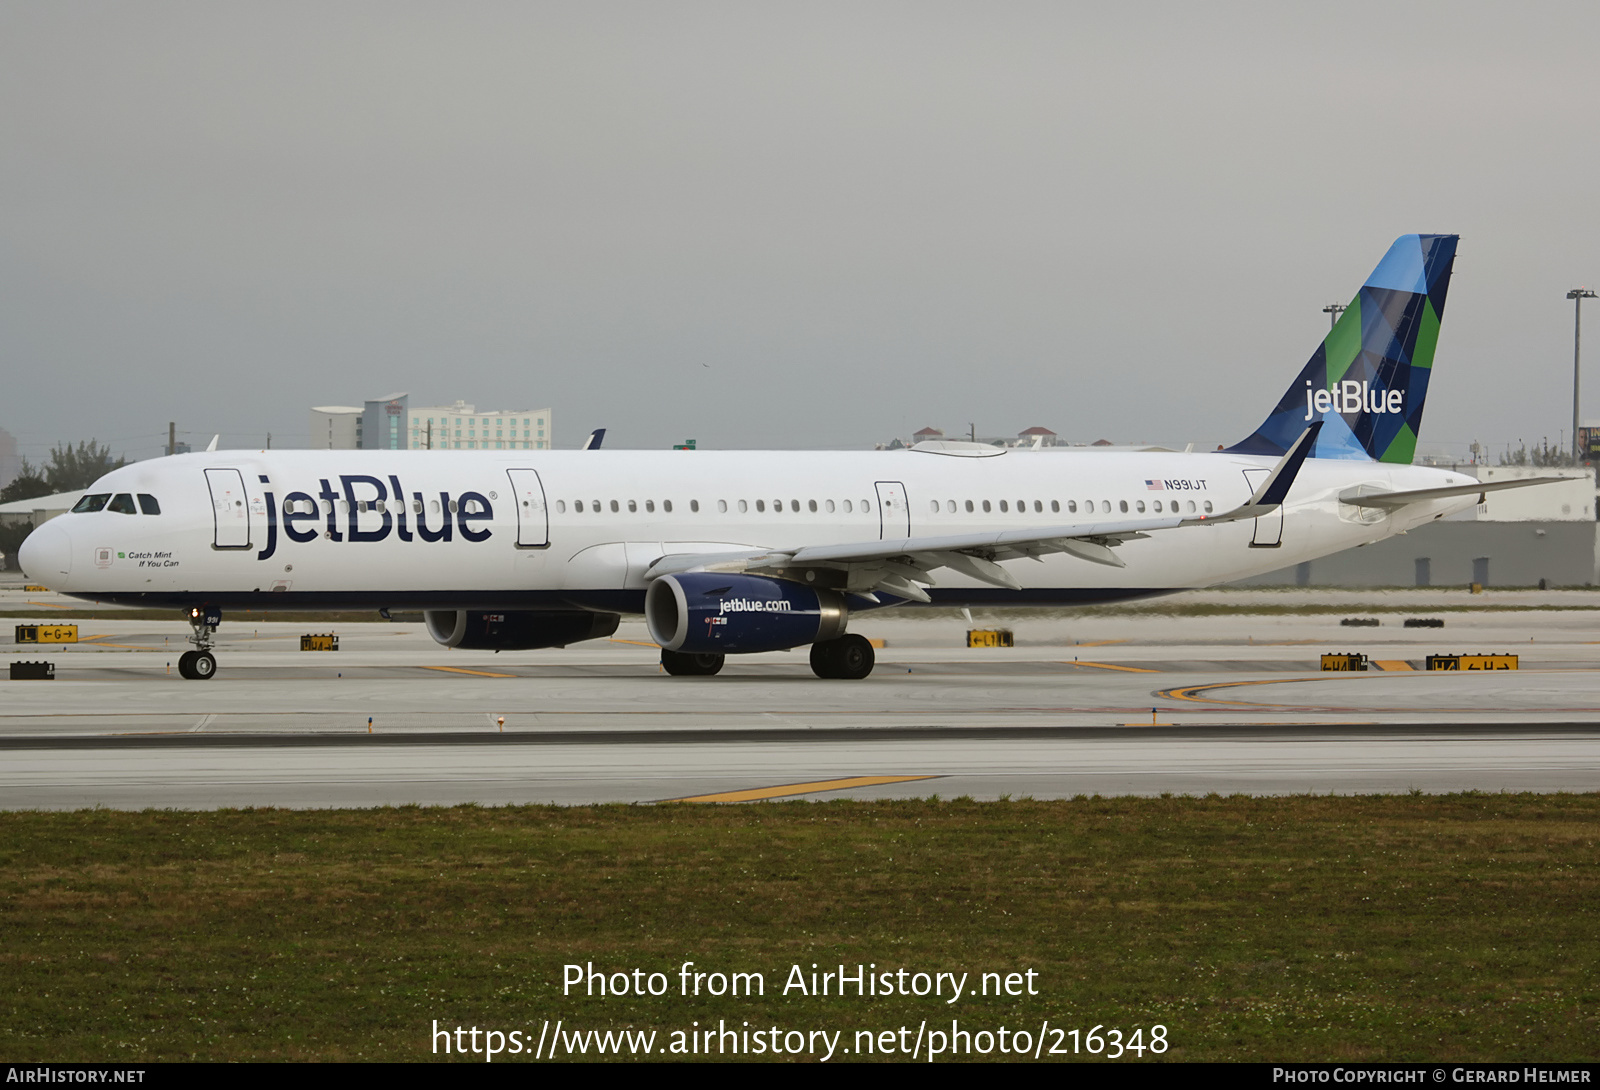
[0,441,126,569]
[0,440,125,505]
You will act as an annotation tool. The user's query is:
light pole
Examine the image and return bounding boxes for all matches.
[1322,303,1346,331]
[1569,288,1596,464]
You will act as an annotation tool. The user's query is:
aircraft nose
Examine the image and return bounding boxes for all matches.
[18,519,72,580]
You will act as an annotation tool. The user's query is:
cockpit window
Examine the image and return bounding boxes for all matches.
[137,494,161,515]
[108,494,138,515]
[71,494,111,513]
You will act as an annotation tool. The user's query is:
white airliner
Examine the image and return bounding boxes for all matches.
[17,235,1555,680]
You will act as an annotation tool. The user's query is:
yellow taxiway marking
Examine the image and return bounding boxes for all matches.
[668,775,940,804]
[1071,639,1130,648]
[418,665,518,679]
[1372,660,1415,671]
[1160,677,1325,706]
[1068,660,1159,673]
[608,638,661,649]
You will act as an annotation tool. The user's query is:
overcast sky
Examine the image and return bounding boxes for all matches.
[2,2,1597,462]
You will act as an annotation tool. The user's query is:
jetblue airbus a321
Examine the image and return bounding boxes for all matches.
[18,235,1553,680]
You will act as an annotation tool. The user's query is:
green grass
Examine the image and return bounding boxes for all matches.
[2,794,1597,1062]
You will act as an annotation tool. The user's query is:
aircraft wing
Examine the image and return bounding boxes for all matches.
[643,424,1322,601]
[643,517,1179,600]
[1338,477,1571,509]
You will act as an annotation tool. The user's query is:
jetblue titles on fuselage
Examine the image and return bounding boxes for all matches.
[258,474,495,561]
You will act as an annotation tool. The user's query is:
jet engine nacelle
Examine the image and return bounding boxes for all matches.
[645,572,848,654]
[424,609,620,651]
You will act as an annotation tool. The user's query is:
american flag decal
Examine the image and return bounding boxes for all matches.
[1144,479,1165,490]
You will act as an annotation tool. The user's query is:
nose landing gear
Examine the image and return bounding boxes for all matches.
[178,606,221,680]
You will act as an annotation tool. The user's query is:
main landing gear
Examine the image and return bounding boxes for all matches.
[661,649,725,676]
[178,605,221,681]
[659,634,876,679]
[809,634,875,680]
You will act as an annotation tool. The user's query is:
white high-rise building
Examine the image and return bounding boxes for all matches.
[408,402,552,451]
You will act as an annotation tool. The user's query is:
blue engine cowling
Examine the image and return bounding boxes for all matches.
[645,573,848,654]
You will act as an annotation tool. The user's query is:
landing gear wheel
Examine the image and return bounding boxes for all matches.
[810,634,874,679]
[661,649,725,676]
[178,650,198,679]
[191,650,217,680]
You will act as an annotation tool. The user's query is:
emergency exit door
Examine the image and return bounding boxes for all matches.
[506,468,550,547]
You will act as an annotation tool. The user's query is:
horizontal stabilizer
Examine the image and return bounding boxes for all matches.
[1338,476,1570,509]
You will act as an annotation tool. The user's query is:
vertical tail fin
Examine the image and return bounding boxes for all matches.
[1229,234,1458,464]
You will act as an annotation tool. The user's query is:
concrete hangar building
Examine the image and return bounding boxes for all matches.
[1238,465,1599,589]
[310,394,552,451]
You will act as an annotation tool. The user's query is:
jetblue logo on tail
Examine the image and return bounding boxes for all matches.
[1303,379,1404,420]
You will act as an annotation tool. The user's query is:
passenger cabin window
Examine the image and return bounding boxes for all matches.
[1119,500,1129,513]
[1136,501,1145,513]
[647,500,657,513]
[756,499,765,512]
[738,499,748,513]
[982,500,991,513]
[1067,501,1077,513]
[843,500,853,513]
[690,500,700,512]
[108,493,137,515]
[72,494,111,513]
[1050,500,1059,513]
[137,494,161,515]
[663,500,673,513]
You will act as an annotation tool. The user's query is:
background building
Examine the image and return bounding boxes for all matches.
[309,406,362,449]
[408,402,552,450]
[310,396,552,450]
[361,393,409,451]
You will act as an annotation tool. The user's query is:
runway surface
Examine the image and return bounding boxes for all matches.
[3,585,1598,808]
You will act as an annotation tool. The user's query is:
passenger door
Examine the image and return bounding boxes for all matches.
[505,468,549,547]
[204,468,251,549]
[875,480,910,540]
